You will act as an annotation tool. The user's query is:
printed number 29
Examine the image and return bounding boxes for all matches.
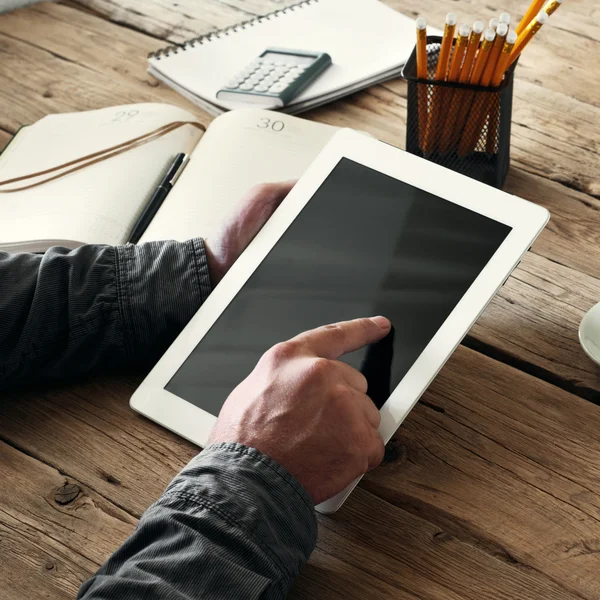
[113,110,139,122]
[257,118,285,132]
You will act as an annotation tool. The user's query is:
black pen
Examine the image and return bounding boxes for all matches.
[129,152,189,244]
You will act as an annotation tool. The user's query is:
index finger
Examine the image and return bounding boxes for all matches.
[293,316,391,360]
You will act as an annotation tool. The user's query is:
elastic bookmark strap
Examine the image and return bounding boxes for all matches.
[0,120,205,194]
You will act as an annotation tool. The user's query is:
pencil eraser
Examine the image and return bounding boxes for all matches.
[496,23,509,37]
[446,12,457,26]
[472,20,485,34]
[458,23,471,37]
[416,16,427,30]
[489,17,500,30]
[537,10,549,23]
[506,30,518,44]
[484,28,496,42]
[499,12,511,24]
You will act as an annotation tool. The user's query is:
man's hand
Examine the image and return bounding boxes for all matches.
[204,181,295,285]
[208,316,392,505]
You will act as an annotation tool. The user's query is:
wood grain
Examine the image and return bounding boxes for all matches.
[1,2,600,599]
[3,3,598,397]
[2,347,600,598]
[0,128,12,152]
[0,440,135,600]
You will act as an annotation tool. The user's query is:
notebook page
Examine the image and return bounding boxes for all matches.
[148,0,418,112]
[140,109,339,243]
[0,104,204,249]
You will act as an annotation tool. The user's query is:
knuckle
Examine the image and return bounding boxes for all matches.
[267,340,298,363]
[249,182,274,198]
[330,382,351,402]
[308,356,331,379]
[322,322,345,343]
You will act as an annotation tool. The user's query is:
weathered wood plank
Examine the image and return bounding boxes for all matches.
[0,128,12,152]
[2,3,598,200]
[1,3,599,394]
[3,348,600,600]
[69,0,600,113]
[0,5,207,132]
[0,441,134,600]
[70,0,295,43]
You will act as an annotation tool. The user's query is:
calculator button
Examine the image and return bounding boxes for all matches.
[255,84,270,92]
[240,82,254,91]
[274,61,286,66]
[226,82,239,89]
[269,83,287,93]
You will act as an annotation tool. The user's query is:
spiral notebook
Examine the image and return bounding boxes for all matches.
[147,0,423,116]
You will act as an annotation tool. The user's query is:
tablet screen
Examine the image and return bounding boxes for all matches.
[166,158,511,414]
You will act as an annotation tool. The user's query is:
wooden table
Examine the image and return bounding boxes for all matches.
[1,1,600,598]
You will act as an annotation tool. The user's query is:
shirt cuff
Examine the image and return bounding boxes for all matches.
[163,442,318,586]
[114,238,211,364]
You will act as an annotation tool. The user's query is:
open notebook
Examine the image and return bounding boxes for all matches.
[0,104,339,252]
[147,0,427,116]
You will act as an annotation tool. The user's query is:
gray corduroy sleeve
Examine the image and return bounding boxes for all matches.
[0,239,210,389]
[77,443,318,600]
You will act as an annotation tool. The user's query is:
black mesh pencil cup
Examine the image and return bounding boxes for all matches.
[402,36,516,189]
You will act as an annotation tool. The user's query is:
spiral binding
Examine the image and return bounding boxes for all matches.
[149,0,321,60]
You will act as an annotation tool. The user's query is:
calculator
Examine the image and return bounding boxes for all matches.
[217,48,332,108]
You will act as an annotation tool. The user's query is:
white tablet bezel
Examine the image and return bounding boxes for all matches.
[130,129,549,513]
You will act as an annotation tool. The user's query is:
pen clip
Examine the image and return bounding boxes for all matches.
[169,154,190,186]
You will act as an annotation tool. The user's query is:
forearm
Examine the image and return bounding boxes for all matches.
[77,443,317,600]
[0,239,210,389]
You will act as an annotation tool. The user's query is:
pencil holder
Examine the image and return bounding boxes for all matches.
[401,36,516,189]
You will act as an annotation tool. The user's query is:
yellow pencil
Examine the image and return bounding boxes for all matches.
[437,23,470,152]
[470,28,496,85]
[436,12,458,80]
[458,28,496,155]
[516,0,546,34]
[489,17,500,32]
[416,16,428,79]
[461,23,508,155]
[415,16,428,151]
[482,23,508,85]
[486,30,518,154]
[448,23,471,82]
[459,21,485,84]
[499,13,511,29]
[424,12,457,153]
[491,29,518,86]
[509,11,548,65]
[440,21,484,153]
[544,0,564,17]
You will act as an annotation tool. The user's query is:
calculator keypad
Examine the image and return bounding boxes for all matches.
[224,58,311,95]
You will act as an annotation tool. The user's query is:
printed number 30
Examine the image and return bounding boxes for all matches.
[257,118,285,132]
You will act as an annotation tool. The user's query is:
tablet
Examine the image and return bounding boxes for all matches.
[131,130,549,513]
